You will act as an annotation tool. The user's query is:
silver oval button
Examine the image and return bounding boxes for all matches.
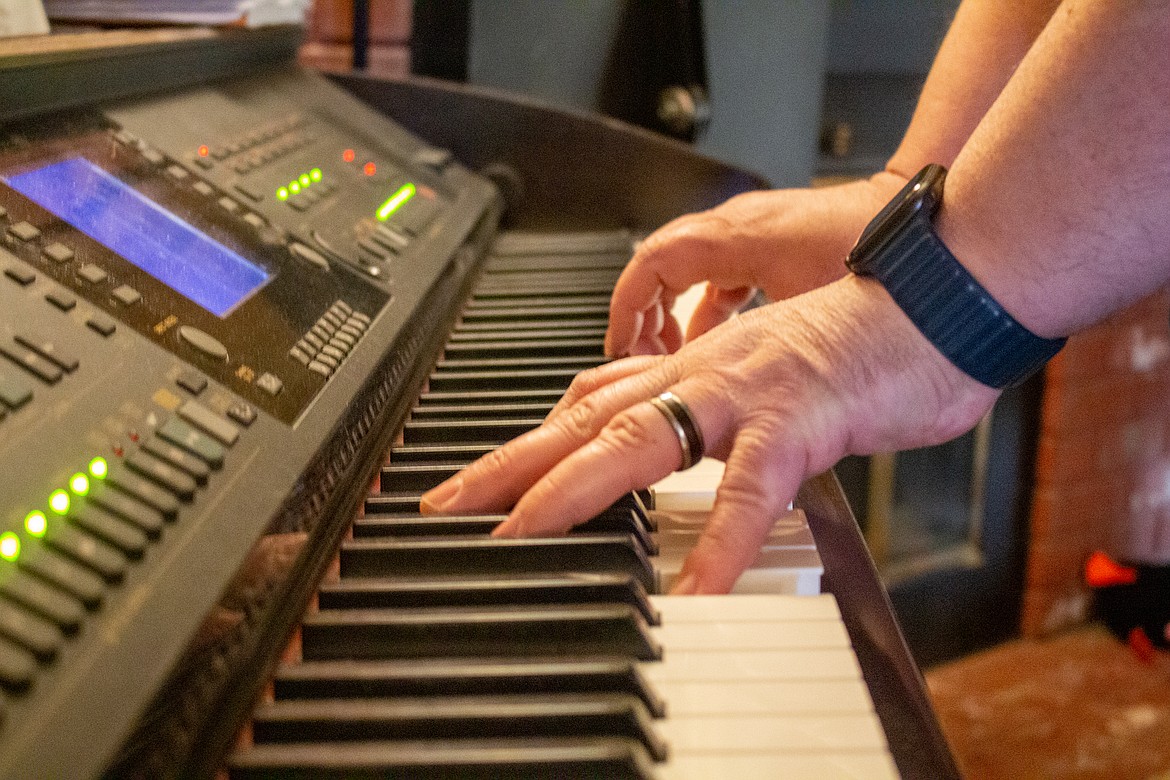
[178,326,229,362]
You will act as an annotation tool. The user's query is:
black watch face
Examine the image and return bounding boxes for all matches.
[848,164,946,268]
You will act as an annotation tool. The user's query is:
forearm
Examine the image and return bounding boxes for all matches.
[886,0,1062,180]
[939,0,1170,339]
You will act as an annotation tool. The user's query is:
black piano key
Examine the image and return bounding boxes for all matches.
[355,508,657,557]
[272,657,666,717]
[460,305,609,323]
[452,320,607,334]
[477,271,622,290]
[428,368,581,392]
[400,418,543,445]
[486,249,631,270]
[339,536,656,592]
[435,355,605,373]
[362,495,422,515]
[228,736,657,780]
[250,693,668,761]
[378,463,462,493]
[449,327,610,344]
[409,401,556,420]
[460,304,609,322]
[354,514,505,536]
[473,281,618,297]
[417,389,565,406]
[468,293,613,308]
[382,443,496,466]
[444,339,604,360]
[489,230,633,255]
[300,604,662,661]
[318,573,659,625]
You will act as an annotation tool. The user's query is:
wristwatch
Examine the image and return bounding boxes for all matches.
[845,164,1065,388]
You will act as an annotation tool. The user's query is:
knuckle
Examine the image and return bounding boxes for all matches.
[557,395,606,441]
[476,444,517,476]
[601,409,658,451]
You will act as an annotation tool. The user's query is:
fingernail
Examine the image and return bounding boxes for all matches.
[420,476,462,515]
[670,572,697,595]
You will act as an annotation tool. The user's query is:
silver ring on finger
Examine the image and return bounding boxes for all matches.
[648,391,705,471]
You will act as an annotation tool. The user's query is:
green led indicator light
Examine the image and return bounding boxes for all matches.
[49,489,70,515]
[310,168,323,182]
[24,511,47,538]
[277,187,289,201]
[299,174,311,187]
[289,181,301,195]
[0,533,19,562]
[70,473,90,496]
[89,457,108,479]
[376,183,417,222]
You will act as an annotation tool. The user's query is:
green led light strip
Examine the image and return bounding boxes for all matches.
[376,182,417,222]
[278,167,324,201]
[0,456,112,564]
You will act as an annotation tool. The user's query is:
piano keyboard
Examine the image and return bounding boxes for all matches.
[228,232,897,778]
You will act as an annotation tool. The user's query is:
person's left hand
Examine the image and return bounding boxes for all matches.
[421,275,1000,593]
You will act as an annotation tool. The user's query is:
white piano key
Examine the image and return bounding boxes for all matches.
[640,647,863,683]
[656,679,877,716]
[653,594,843,623]
[658,752,900,780]
[653,713,888,752]
[653,619,851,651]
[650,457,725,511]
[653,508,823,594]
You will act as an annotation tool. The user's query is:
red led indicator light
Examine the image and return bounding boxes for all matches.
[198,145,210,157]
[342,148,356,163]
[363,162,377,177]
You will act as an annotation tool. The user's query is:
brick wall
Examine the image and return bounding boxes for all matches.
[299,0,412,79]
[1024,289,1170,636]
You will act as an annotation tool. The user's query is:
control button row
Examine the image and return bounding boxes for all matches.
[0,399,242,692]
[183,173,266,230]
[290,301,369,379]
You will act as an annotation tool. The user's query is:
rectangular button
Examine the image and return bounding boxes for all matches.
[44,524,127,584]
[45,290,76,311]
[0,635,36,691]
[0,371,32,409]
[140,436,210,484]
[107,467,181,519]
[86,313,117,337]
[0,567,84,633]
[86,486,164,538]
[177,401,240,446]
[0,598,61,661]
[6,222,40,242]
[18,543,104,608]
[42,243,74,263]
[0,338,62,384]
[14,333,79,373]
[4,265,35,286]
[68,503,148,558]
[156,416,226,467]
[126,449,197,501]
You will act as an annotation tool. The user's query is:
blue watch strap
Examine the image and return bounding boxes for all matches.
[862,215,1066,388]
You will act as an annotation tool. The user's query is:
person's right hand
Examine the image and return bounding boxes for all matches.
[605,171,911,357]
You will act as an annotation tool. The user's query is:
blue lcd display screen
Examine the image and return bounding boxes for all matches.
[4,157,269,317]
